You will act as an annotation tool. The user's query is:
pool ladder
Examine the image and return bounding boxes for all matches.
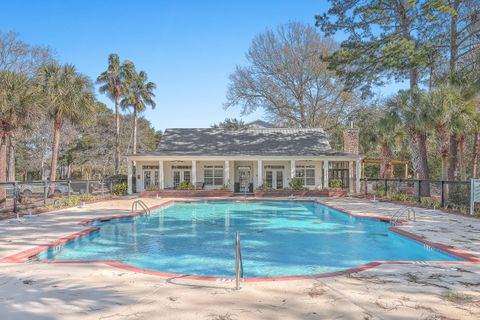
[131,199,151,216]
[235,231,244,289]
[390,207,416,225]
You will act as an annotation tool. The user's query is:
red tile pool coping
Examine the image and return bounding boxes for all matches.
[1,198,479,282]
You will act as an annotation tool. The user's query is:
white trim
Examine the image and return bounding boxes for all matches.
[290,160,295,179]
[192,160,197,186]
[323,160,329,189]
[159,160,164,190]
[127,160,133,194]
[127,155,362,162]
[257,160,263,187]
[224,160,230,188]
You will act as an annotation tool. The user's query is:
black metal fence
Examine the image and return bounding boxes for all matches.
[361,178,472,212]
[0,179,126,215]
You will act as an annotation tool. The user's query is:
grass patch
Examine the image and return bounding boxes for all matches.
[441,291,474,304]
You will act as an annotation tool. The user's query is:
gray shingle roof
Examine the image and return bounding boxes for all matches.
[135,128,354,157]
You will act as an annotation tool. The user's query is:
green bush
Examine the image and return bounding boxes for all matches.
[54,194,97,207]
[145,184,159,191]
[420,197,441,208]
[178,181,194,190]
[389,192,411,202]
[289,178,306,191]
[329,179,343,189]
[113,182,128,195]
[256,182,273,191]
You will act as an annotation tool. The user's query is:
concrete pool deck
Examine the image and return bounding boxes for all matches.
[0,197,479,319]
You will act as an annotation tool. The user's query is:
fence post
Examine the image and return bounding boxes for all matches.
[43,180,48,205]
[384,179,388,197]
[13,182,18,213]
[68,179,71,196]
[417,180,422,203]
[440,180,445,208]
[364,177,368,195]
[86,179,90,194]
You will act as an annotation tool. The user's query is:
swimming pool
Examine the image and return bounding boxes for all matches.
[38,200,461,278]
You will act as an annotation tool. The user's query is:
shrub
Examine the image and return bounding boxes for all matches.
[53,194,97,207]
[329,179,343,189]
[178,181,194,190]
[256,182,273,191]
[389,192,411,202]
[373,190,385,197]
[145,184,159,191]
[289,178,306,191]
[420,197,441,208]
[113,182,128,195]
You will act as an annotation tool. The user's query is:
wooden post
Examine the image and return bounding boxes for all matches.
[404,163,408,179]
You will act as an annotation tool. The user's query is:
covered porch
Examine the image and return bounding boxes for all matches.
[126,156,362,195]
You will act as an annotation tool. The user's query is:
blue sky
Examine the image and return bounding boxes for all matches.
[1,1,403,131]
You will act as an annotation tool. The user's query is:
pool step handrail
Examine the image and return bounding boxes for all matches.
[235,231,244,289]
[131,199,151,215]
[390,207,416,225]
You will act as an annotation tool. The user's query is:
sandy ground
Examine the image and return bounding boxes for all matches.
[0,196,479,320]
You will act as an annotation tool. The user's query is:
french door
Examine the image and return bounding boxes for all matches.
[173,170,191,188]
[143,168,159,189]
[266,170,284,189]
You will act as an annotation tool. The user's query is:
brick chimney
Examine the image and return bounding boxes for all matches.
[343,123,359,154]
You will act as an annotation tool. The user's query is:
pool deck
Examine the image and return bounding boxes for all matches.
[0,196,479,319]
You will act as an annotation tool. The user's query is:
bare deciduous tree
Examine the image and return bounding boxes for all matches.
[224,22,361,129]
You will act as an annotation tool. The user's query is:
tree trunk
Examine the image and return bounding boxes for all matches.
[417,130,430,196]
[407,127,421,178]
[449,0,460,77]
[50,114,62,194]
[458,134,466,181]
[435,125,449,180]
[471,131,479,178]
[8,133,15,182]
[114,93,120,174]
[448,133,458,180]
[380,143,393,178]
[132,106,137,154]
[0,132,7,206]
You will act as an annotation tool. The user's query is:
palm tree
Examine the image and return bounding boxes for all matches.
[388,90,432,195]
[121,64,156,154]
[96,54,124,174]
[37,63,95,190]
[0,71,41,200]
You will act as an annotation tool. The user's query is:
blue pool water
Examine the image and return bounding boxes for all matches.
[39,201,461,277]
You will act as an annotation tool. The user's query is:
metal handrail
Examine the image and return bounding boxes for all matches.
[390,207,416,225]
[131,199,151,215]
[235,231,244,289]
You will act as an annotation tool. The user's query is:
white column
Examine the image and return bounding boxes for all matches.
[349,161,354,193]
[224,160,230,188]
[356,159,361,193]
[158,160,164,190]
[192,160,197,186]
[290,159,296,181]
[323,160,329,189]
[257,160,263,187]
[127,159,133,194]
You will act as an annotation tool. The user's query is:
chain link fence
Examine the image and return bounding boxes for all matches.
[0,178,126,216]
[361,178,473,213]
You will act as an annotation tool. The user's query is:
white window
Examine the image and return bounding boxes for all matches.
[295,165,315,186]
[204,165,224,186]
